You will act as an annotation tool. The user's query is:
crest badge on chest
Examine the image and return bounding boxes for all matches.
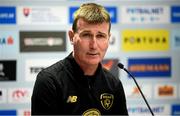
[100,93,114,110]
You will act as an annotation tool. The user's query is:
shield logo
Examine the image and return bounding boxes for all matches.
[100,93,114,110]
[23,8,30,17]
[83,108,101,116]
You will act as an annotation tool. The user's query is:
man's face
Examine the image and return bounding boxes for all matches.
[70,18,110,66]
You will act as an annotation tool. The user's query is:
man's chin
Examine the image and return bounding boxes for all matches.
[86,60,100,65]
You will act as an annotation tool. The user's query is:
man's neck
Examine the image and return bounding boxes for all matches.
[83,64,98,76]
[73,53,99,76]
[76,60,98,76]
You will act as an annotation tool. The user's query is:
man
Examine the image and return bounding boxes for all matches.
[31,3,128,115]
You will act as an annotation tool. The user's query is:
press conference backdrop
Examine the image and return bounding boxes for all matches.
[0,0,180,115]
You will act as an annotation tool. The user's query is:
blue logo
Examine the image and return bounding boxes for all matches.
[105,7,117,23]
[0,110,16,115]
[69,7,78,24]
[172,104,180,115]
[0,6,16,24]
[171,29,180,50]
[171,6,180,23]
[128,58,171,77]
[69,6,117,24]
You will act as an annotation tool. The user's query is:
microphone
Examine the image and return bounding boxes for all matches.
[118,63,154,116]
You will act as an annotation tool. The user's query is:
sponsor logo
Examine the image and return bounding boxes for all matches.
[105,7,117,23]
[20,31,66,52]
[0,90,2,99]
[0,6,16,24]
[174,36,180,47]
[128,104,170,115]
[0,110,17,115]
[18,109,31,116]
[172,29,180,50]
[0,31,18,55]
[67,96,77,103]
[0,60,16,81]
[155,84,177,99]
[179,85,180,98]
[30,66,44,74]
[23,8,30,17]
[0,36,14,45]
[125,85,152,99]
[69,6,117,24]
[159,85,173,96]
[69,7,78,24]
[0,88,7,103]
[102,59,119,79]
[8,88,32,103]
[18,6,67,25]
[122,29,169,51]
[107,30,119,53]
[121,6,169,24]
[128,58,171,77]
[171,6,180,23]
[100,93,114,110]
[172,104,180,115]
[25,59,59,81]
[83,108,101,116]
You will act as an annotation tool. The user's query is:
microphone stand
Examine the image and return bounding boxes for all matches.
[118,63,154,116]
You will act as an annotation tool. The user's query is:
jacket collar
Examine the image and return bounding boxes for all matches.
[65,52,103,78]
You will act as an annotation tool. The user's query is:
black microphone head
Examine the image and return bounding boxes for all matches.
[117,63,124,69]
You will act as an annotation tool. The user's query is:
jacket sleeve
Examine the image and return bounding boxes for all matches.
[113,80,129,115]
[31,70,61,115]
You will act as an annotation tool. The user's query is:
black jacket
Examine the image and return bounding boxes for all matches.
[31,53,128,115]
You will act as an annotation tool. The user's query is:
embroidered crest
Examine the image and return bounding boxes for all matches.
[83,108,101,116]
[100,93,114,110]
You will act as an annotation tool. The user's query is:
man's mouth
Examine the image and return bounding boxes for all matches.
[87,53,99,56]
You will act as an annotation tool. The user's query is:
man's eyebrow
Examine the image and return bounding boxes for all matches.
[80,30,91,32]
[97,31,107,35]
[79,30,107,35]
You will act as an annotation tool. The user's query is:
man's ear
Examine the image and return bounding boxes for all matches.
[109,33,111,39]
[68,30,74,44]
[108,33,111,41]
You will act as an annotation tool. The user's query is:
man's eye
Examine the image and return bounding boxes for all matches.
[97,34,106,39]
[82,33,91,37]
[97,35,103,37]
[83,33,91,36]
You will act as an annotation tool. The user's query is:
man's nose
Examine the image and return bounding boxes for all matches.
[89,37,98,49]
